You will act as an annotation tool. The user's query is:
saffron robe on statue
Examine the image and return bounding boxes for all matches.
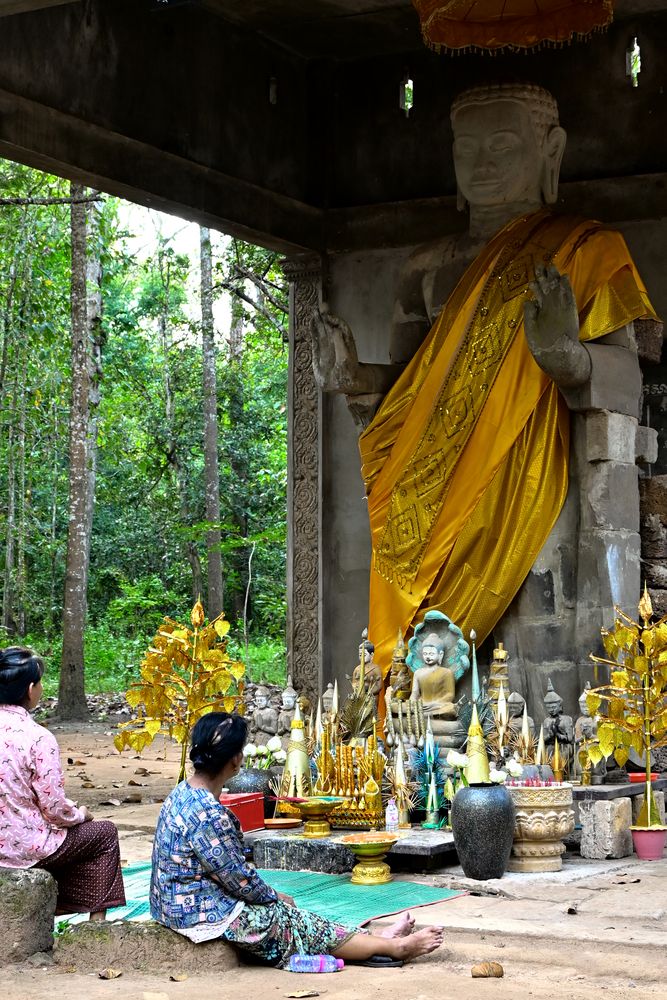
[360,209,657,675]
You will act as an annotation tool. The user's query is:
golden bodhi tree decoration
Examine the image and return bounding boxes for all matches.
[115,600,245,782]
[582,587,667,827]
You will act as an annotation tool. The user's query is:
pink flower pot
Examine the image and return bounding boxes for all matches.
[631,828,667,861]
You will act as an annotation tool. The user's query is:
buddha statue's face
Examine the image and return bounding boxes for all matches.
[282,691,296,710]
[422,642,444,667]
[256,694,268,710]
[578,696,590,717]
[359,644,372,664]
[545,698,562,718]
[508,697,524,719]
[452,100,544,209]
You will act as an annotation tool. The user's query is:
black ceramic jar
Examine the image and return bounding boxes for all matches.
[450,782,516,880]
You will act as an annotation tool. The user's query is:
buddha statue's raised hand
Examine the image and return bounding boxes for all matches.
[524,263,591,389]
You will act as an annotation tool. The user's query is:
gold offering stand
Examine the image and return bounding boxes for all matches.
[313,720,386,830]
[295,797,345,838]
[339,832,398,885]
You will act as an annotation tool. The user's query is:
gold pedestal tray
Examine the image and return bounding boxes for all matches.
[296,797,347,838]
[339,832,398,885]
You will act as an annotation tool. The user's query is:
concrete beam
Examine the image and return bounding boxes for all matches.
[0,0,77,16]
[325,173,667,252]
[0,88,323,253]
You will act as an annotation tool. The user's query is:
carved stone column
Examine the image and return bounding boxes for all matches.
[282,255,322,707]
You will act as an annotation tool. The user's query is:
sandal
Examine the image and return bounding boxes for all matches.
[359,955,404,968]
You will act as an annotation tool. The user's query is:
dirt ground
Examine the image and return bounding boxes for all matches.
[2,721,666,1000]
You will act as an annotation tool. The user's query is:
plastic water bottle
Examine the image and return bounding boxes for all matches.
[288,955,345,973]
[385,797,399,833]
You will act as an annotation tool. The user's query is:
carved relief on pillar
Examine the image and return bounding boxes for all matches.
[282,255,322,707]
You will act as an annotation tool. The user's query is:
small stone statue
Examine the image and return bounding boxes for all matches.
[322,682,335,720]
[542,679,575,775]
[252,685,279,744]
[574,681,606,784]
[507,691,535,737]
[389,628,412,701]
[277,676,298,737]
[351,629,383,708]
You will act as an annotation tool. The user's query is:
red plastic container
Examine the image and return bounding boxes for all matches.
[219,792,265,832]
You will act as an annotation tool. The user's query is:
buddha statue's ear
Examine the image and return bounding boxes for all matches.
[541,125,567,205]
[456,184,467,213]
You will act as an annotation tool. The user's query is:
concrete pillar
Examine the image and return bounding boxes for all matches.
[282,255,322,706]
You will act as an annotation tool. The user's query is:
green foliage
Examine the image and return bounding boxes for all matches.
[0,160,289,699]
[25,626,148,698]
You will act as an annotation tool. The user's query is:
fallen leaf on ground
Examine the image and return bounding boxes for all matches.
[124,792,143,803]
[99,798,121,807]
[98,967,123,980]
[471,961,504,978]
[112,782,123,788]
[134,767,151,776]
[169,973,188,982]
[285,992,319,998]
[81,782,96,789]
[615,878,640,885]
[128,779,146,786]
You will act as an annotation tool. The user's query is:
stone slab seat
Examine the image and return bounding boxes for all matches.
[0,867,57,965]
[54,920,240,973]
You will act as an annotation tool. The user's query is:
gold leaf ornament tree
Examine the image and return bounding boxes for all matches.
[115,600,246,782]
[583,588,667,827]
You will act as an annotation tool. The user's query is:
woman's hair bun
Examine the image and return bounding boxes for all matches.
[189,712,247,777]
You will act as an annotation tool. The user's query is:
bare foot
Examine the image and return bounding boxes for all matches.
[381,911,415,938]
[396,925,444,962]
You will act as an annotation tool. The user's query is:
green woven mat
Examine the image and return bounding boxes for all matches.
[57,862,462,927]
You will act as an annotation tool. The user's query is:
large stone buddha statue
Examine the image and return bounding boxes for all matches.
[313,82,658,715]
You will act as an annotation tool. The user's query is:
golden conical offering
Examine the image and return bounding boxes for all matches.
[276,703,312,814]
[465,703,491,784]
[536,725,546,766]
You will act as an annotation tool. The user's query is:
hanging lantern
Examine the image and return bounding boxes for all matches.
[412,1,614,54]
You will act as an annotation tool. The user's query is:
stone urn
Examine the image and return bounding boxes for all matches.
[507,783,575,873]
[450,783,516,880]
[224,767,277,818]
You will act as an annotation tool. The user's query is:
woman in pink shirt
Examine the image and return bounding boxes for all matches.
[0,646,125,919]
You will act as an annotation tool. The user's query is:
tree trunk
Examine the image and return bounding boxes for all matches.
[59,184,103,720]
[228,296,248,622]
[200,227,223,619]
[1,377,18,635]
[158,254,203,603]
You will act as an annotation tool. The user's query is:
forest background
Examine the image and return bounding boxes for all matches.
[0,160,289,717]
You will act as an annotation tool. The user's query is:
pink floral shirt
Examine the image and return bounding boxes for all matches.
[0,704,86,868]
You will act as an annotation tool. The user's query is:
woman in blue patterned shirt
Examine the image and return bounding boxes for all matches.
[150,712,444,967]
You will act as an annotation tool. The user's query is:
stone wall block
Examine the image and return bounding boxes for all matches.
[579,798,633,859]
[640,476,667,524]
[631,790,666,825]
[577,530,641,612]
[640,513,667,558]
[0,867,57,964]
[583,462,640,531]
[585,411,637,464]
[648,588,667,617]
[635,318,664,365]
[643,561,667,589]
[635,425,659,465]
[564,345,641,418]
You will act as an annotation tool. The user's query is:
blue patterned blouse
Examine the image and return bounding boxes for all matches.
[150,780,277,930]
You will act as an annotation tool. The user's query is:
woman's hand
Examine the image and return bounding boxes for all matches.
[81,806,94,822]
[277,892,296,907]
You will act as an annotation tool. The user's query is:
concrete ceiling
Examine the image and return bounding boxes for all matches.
[0,0,77,15]
[195,0,667,58]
